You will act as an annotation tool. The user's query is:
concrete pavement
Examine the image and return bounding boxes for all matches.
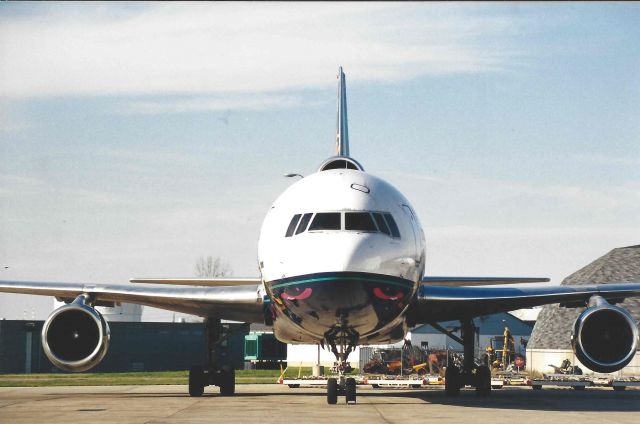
[1,384,639,423]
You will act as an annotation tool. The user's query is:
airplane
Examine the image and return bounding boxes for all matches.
[1,67,639,405]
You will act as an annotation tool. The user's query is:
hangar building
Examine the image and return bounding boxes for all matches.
[527,245,640,375]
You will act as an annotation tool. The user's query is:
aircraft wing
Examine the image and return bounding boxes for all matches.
[420,276,549,286]
[130,277,261,287]
[0,280,265,323]
[407,282,640,323]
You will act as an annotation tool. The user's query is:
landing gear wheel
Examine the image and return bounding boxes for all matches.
[445,365,460,397]
[189,366,205,397]
[345,378,356,404]
[475,365,491,397]
[327,378,338,404]
[219,369,235,396]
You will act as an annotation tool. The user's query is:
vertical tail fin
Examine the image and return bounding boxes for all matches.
[336,67,349,157]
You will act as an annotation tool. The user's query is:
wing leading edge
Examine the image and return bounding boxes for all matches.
[0,280,265,323]
[407,282,640,324]
[420,276,549,286]
[130,277,261,287]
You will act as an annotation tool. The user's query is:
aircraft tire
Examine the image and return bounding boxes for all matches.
[327,378,338,404]
[345,378,356,404]
[189,366,205,397]
[475,365,491,397]
[444,365,460,397]
[219,369,235,396]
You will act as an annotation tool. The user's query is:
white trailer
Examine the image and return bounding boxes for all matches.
[531,374,640,391]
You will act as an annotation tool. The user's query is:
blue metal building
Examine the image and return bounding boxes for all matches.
[407,312,533,357]
[0,320,249,374]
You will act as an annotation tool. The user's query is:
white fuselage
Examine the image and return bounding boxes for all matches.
[258,168,426,344]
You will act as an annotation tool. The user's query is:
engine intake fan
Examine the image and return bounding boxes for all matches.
[41,294,110,372]
[571,296,638,373]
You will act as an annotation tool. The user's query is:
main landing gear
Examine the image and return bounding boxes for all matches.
[188,318,235,397]
[324,326,358,405]
[444,318,491,397]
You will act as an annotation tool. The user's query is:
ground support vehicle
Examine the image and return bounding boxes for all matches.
[279,373,437,389]
[363,374,427,388]
[531,374,640,391]
[611,377,640,391]
[490,372,532,389]
[278,376,350,388]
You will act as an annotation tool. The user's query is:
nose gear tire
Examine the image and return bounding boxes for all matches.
[345,377,356,404]
[327,378,338,404]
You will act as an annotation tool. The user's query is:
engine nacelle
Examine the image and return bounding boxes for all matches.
[41,294,110,372]
[571,296,638,373]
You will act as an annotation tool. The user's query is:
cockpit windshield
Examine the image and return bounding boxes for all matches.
[345,212,376,231]
[309,212,341,231]
[295,213,313,235]
[284,211,400,238]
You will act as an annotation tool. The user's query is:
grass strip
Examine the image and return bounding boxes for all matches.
[0,368,318,387]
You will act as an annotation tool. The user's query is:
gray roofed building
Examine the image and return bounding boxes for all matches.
[528,245,640,350]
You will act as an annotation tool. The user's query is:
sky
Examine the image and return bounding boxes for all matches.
[1,3,639,321]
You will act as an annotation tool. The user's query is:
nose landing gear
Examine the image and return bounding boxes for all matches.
[324,326,359,405]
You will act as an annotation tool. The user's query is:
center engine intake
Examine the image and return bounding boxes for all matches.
[41,294,110,372]
[571,296,638,373]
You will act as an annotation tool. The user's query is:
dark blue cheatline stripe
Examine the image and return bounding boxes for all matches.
[268,272,415,290]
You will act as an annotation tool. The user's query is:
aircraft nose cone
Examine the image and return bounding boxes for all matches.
[267,271,414,339]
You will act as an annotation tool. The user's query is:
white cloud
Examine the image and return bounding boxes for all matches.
[572,152,640,167]
[391,171,639,213]
[425,225,639,284]
[122,94,304,114]
[0,173,127,206]
[0,3,521,98]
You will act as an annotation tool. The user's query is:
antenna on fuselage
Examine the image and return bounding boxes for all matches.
[336,66,349,157]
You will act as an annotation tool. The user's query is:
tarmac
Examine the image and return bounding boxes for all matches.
[1,384,639,424]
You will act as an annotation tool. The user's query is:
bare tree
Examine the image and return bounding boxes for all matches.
[195,256,232,278]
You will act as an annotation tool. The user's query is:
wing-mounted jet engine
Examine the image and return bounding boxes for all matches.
[41,294,110,372]
[571,295,639,373]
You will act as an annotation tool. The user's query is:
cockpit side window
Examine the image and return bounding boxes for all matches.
[383,213,401,238]
[372,212,390,235]
[285,214,302,237]
[308,212,341,231]
[345,212,377,231]
[295,213,313,235]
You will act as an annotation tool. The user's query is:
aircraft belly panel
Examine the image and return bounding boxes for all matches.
[266,271,417,344]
